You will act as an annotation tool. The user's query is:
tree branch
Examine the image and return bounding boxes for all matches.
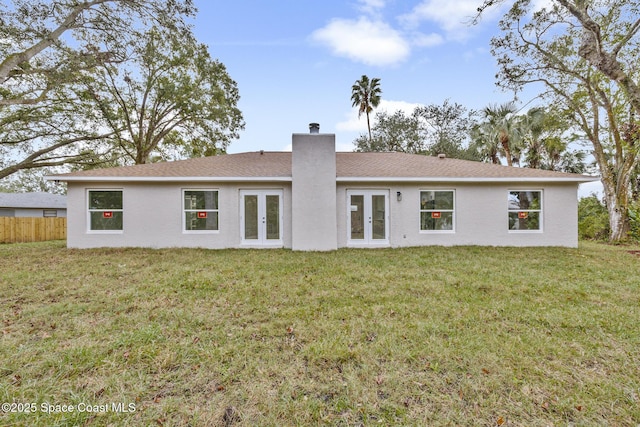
[0,0,113,83]
[0,133,114,179]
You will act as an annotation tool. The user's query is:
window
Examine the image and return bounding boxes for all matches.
[88,190,123,231]
[183,190,219,232]
[420,190,454,231]
[508,190,542,231]
[43,210,57,217]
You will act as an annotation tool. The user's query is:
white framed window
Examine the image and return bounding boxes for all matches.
[508,190,542,231]
[87,189,123,232]
[43,210,58,217]
[183,189,219,233]
[420,190,455,232]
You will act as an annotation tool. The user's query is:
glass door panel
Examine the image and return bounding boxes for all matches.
[265,195,280,240]
[371,195,386,240]
[350,195,365,240]
[244,195,258,240]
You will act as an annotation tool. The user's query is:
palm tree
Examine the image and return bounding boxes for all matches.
[519,107,546,169]
[351,75,382,142]
[519,107,586,173]
[471,121,501,164]
[479,102,521,166]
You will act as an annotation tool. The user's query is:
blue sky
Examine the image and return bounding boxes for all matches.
[190,0,603,197]
[191,0,528,153]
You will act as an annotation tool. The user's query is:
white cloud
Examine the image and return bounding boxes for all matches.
[411,32,444,47]
[336,108,368,133]
[400,0,503,41]
[311,17,410,67]
[531,0,555,11]
[378,99,424,115]
[357,0,386,16]
[336,99,424,133]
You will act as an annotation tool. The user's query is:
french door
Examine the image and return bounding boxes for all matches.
[347,190,389,245]
[240,190,283,246]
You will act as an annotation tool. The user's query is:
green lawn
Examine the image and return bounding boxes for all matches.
[1,241,639,426]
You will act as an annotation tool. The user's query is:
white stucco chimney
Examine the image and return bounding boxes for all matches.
[291,125,337,251]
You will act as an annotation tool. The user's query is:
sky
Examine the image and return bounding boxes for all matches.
[190,0,602,196]
[190,0,520,153]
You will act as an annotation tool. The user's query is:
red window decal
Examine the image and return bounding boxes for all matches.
[103,211,113,218]
[197,212,207,219]
[431,212,441,219]
[518,212,528,219]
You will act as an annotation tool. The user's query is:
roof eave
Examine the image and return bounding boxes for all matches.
[45,176,293,183]
[46,175,598,184]
[336,176,599,183]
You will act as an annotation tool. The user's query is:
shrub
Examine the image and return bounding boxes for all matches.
[628,200,640,241]
[578,194,609,240]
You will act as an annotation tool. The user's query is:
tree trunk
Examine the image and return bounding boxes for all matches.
[601,172,631,242]
[605,192,630,242]
[500,132,512,166]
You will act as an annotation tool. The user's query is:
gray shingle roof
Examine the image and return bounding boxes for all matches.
[0,192,66,209]
[47,151,595,182]
[336,152,591,180]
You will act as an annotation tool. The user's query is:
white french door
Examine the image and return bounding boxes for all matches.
[240,190,283,246]
[347,190,389,245]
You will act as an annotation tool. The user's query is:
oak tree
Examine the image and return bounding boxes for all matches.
[482,0,640,241]
[80,26,244,165]
[0,0,195,179]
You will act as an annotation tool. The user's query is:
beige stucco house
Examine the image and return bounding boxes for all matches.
[48,127,596,250]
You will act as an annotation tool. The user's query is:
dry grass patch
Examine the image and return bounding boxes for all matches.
[0,241,639,426]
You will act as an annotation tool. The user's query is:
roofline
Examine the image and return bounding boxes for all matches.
[45,176,293,183]
[336,176,598,183]
[0,205,66,209]
[47,175,597,183]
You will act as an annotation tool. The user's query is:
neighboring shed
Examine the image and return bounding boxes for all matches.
[0,192,67,218]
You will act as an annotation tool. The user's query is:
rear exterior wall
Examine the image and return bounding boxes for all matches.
[66,180,579,249]
[66,181,292,249]
[335,182,579,248]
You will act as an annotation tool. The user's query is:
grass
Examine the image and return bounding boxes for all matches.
[0,241,639,426]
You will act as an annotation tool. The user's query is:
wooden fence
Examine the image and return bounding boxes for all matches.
[0,217,67,244]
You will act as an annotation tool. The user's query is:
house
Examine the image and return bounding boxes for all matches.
[0,192,67,218]
[47,125,596,250]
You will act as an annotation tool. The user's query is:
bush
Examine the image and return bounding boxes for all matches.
[628,200,640,241]
[578,194,609,240]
